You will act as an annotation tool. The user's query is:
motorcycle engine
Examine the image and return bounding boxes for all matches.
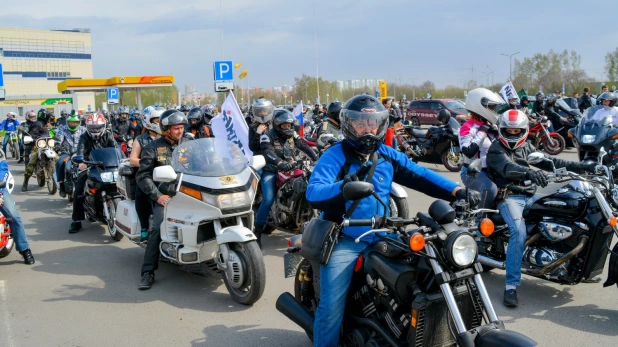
[538,221,573,242]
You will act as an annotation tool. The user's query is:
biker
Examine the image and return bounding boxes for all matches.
[544,93,567,132]
[587,92,618,124]
[486,109,599,307]
[307,94,479,347]
[37,108,52,127]
[383,98,401,149]
[505,96,519,110]
[137,110,193,290]
[255,109,319,247]
[532,91,545,116]
[179,105,191,116]
[54,114,86,198]
[129,107,163,243]
[201,105,216,136]
[1,112,21,157]
[459,88,502,210]
[56,110,69,127]
[186,107,213,138]
[113,107,131,144]
[316,102,343,152]
[21,111,48,191]
[128,109,143,139]
[248,98,274,156]
[68,114,117,233]
[0,149,35,265]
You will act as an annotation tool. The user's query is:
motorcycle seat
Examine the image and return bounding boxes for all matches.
[411,128,428,138]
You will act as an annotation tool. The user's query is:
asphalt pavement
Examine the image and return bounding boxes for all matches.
[0,148,616,347]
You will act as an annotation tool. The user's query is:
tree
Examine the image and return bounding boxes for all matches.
[606,47,618,84]
[293,74,342,104]
[418,80,435,97]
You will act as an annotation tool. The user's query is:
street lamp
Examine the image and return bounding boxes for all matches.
[408,77,418,100]
[326,93,329,104]
[481,71,490,87]
[500,52,519,81]
[486,66,494,89]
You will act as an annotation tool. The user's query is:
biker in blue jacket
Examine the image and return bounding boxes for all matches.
[1,112,22,159]
[306,95,479,347]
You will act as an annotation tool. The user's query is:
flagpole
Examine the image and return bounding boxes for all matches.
[220,0,225,59]
[313,0,319,104]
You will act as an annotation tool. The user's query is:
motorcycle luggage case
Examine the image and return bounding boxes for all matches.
[114,200,141,237]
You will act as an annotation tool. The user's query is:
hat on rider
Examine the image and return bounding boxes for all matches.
[326,102,342,121]
[598,92,617,108]
[159,109,187,132]
[464,88,505,124]
[498,109,529,150]
[187,107,204,130]
[520,95,530,107]
[340,94,389,154]
[142,108,162,134]
[67,114,81,133]
[85,113,107,139]
[180,105,191,113]
[252,98,275,124]
[272,108,296,139]
[545,93,558,106]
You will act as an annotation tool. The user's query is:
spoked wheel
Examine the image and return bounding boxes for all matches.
[389,195,410,218]
[11,142,19,159]
[441,146,464,172]
[36,170,45,187]
[47,178,57,195]
[106,197,123,241]
[542,134,565,156]
[222,242,266,305]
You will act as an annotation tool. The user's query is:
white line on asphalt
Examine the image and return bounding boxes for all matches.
[0,280,15,347]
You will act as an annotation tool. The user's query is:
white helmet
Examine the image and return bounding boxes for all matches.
[142,107,162,134]
[6,112,16,120]
[498,109,529,150]
[465,88,505,124]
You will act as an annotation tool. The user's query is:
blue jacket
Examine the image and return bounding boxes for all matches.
[306,142,459,242]
[0,119,20,132]
[0,160,9,194]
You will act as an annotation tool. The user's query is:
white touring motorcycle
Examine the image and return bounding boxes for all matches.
[0,172,16,258]
[114,138,267,305]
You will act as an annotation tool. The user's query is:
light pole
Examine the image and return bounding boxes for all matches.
[481,71,490,87]
[408,77,417,100]
[500,52,519,80]
[326,93,329,104]
[486,65,494,89]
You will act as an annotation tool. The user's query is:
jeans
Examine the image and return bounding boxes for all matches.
[255,171,276,226]
[314,235,369,347]
[56,153,70,182]
[498,195,530,286]
[135,184,152,230]
[72,173,88,221]
[2,133,23,157]
[141,203,164,275]
[461,169,498,210]
[1,191,29,252]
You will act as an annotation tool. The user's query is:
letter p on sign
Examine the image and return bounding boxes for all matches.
[214,61,233,81]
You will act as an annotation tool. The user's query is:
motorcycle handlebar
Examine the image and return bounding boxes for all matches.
[345,219,375,227]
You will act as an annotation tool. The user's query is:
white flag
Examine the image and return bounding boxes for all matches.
[499,81,519,104]
[211,92,253,162]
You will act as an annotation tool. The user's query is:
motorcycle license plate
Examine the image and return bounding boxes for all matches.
[283,252,302,278]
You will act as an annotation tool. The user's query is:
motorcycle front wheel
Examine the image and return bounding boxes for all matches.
[222,241,266,305]
[106,197,123,241]
[441,146,464,172]
[36,169,45,187]
[389,195,409,218]
[11,142,19,160]
[542,134,565,156]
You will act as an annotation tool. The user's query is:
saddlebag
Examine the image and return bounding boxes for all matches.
[114,200,141,237]
[299,218,340,265]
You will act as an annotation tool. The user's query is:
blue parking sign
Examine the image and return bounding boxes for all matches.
[107,88,119,104]
[213,61,233,81]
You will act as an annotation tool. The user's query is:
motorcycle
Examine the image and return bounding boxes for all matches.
[569,106,618,165]
[471,150,618,288]
[0,175,16,259]
[527,115,565,155]
[32,137,58,195]
[113,138,267,305]
[397,117,464,172]
[276,181,536,346]
[7,131,20,160]
[71,147,124,239]
[61,155,78,203]
[554,98,581,148]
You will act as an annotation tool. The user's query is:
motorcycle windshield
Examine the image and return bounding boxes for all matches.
[448,117,461,131]
[582,105,613,126]
[172,138,248,177]
[90,148,123,168]
[556,99,571,111]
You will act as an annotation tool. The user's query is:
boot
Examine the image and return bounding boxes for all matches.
[253,224,264,249]
[17,157,24,164]
[69,221,82,233]
[58,182,66,198]
[21,177,29,192]
[139,228,149,243]
[138,272,155,290]
[19,249,35,265]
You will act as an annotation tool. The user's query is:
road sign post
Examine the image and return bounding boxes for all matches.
[0,63,4,87]
[107,88,119,104]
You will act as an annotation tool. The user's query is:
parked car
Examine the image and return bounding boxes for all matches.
[405,99,468,126]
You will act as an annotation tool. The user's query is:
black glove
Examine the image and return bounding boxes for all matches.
[586,163,602,174]
[478,125,491,134]
[341,164,370,189]
[455,188,481,208]
[277,161,293,172]
[527,170,549,188]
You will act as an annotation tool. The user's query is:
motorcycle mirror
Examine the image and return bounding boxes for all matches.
[153,165,178,183]
[23,136,33,145]
[342,181,375,201]
[250,155,266,171]
[0,180,6,189]
[527,152,545,165]
[71,155,85,164]
[467,159,482,177]
[599,147,607,162]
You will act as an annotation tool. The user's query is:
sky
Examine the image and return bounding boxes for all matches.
[0,0,615,94]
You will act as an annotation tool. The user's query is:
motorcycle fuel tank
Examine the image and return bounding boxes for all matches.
[528,188,588,219]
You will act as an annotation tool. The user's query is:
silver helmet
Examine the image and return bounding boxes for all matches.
[252,98,274,124]
[465,88,505,124]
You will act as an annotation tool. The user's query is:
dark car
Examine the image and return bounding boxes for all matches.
[406,99,468,126]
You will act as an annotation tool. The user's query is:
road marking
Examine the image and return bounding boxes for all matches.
[0,280,15,347]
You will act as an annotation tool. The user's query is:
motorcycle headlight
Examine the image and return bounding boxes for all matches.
[582,135,596,144]
[100,170,118,183]
[47,139,55,148]
[200,177,257,211]
[37,139,47,148]
[446,231,477,268]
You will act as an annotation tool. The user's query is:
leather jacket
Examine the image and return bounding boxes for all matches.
[188,124,214,139]
[532,100,544,116]
[76,131,116,158]
[112,118,131,140]
[248,122,269,155]
[544,103,563,128]
[128,119,142,139]
[21,120,48,148]
[316,119,343,151]
[260,129,318,172]
[486,140,587,189]
[136,134,194,201]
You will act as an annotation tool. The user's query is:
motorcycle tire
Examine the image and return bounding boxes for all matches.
[11,142,19,160]
[0,234,15,258]
[222,241,266,305]
[293,258,315,342]
[47,178,57,195]
[441,147,463,172]
[409,117,421,127]
[36,172,45,187]
[106,197,123,241]
[542,134,565,156]
[67,187,74,203]
[389,195,410,219]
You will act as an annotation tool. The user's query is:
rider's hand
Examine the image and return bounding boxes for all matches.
[478,125,491,134]
[277,161,293,172]
[586,163,603,174]
[527,169,549,188]
[561,117,568,122]
[78,163,87,171]
[342,165,371,187]
[256,124,268,135]
[455,188,481,208]
[157,195,171,206]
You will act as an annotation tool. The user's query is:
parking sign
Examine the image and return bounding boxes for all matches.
[213,61,233,81]
[107,88,119,104]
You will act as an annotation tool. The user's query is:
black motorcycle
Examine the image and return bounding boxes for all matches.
[276,181,536,347]
[470,152,618,288]
[397,117,463,172]
[569,105,618,165]
[72,148,124,240]
[554,98,582,147]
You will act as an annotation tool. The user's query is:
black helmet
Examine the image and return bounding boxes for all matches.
[180,105,191,113]
[160,110,188,132]
[326,102,342,121]
[272,108,296,139]
[535,91,544,100]
[186,107,204,129]
[598,92,617,107]
[520,95,530,104]
[60,109,68,116]
[546,93,558,104]
[437,109,451,125]
[340,95,389,154]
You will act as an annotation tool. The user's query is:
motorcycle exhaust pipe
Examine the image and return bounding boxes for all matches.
[275,292,314,336]
[478,255,506,270]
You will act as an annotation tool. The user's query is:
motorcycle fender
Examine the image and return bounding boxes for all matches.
[114,200,141,237]
[603,242,618,288]
[44,149,56,159]
[390,182,408,198]
[217,225,257,244]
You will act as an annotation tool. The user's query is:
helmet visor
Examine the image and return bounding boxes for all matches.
[343,109,389,138]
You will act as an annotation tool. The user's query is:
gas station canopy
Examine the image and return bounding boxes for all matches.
[57,75,175,93]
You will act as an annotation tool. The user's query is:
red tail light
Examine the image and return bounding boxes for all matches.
[354,254,364,272]
[287,238,292,248]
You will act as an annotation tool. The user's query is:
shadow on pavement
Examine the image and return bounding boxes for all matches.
[25,216,113,245]
[191,324,311,347]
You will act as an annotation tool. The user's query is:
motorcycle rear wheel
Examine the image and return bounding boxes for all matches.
[0,234,15,258]
[293,258,315,342]
[47,178,57,195]
[11,142,19,160]
[542,134,565,156]
[222,241,266,305]
[106,197,123,241]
